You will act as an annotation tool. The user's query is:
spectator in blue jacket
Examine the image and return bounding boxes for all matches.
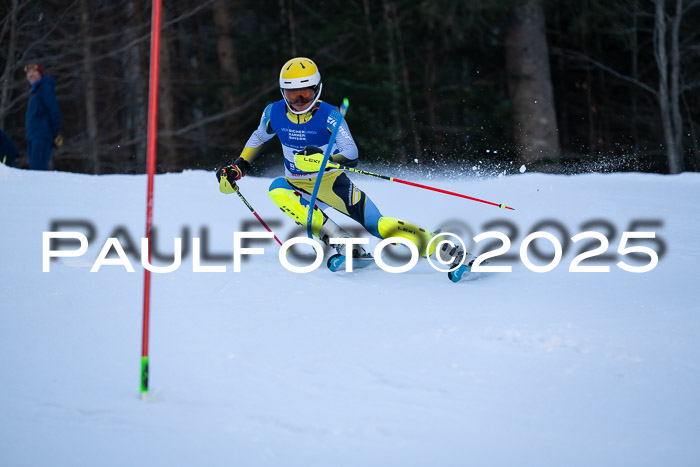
[25,62,62,170]
[1,129,19,167]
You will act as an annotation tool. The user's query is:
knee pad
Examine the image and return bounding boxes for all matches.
[377,217,437,257]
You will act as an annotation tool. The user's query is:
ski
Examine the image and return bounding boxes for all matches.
[327,253,375,272]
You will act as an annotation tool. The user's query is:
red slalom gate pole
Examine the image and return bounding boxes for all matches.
[141,0,163,402]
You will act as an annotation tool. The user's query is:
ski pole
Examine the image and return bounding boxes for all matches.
[306,98,350,238]
[295,154,515,210]
[232,184,284,246]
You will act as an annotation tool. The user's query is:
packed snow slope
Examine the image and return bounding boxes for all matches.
[1,163,699,467]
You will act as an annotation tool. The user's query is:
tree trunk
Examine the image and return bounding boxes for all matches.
[123,0,148,172]
[505,0,561,169]
[212,0,240,110]
[287,1,297,57]
[390,1,421,163]
[0,0,19,128]
[670,0,684,171]
[423,38,438,146]
[631,0,641,160]
[158,19,178,170]
[362,0,377,65]
[654,0,684,173]
[79,0,100,174]
[278,0,296,57]
[553,9,569,151]
[585,62,596,153]
[681,92,700,170]
[382,0,407,164]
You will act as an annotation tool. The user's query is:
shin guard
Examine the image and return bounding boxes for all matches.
[377,217,437,257]
[268,187,325,236]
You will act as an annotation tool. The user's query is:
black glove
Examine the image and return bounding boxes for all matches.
[296,146,338,172]
[216,164,243,183]
[216,157,250,194]
[299,145,358,169]
[301,145,323,156]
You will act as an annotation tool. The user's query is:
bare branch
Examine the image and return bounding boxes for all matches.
[117,84,278,147]
[681,81,700,92]
[683,0,700,14]
[552,48,658,96]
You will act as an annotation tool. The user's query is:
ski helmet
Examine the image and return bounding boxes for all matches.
[279,57,323,114]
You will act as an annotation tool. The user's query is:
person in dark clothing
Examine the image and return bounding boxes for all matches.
[0,129,19,167]
[24,62,62,170]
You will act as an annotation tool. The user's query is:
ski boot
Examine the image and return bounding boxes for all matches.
[439,242,477,283]
[319,220,373,272]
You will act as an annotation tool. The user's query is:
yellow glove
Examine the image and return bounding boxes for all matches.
[54,134,64,147]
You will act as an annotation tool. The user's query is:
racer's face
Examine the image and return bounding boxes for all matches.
[284,86,316,112]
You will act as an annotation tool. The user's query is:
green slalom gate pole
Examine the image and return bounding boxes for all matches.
[305,98,350,238]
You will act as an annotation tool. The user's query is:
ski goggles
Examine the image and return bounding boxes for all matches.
[283,86,317,105]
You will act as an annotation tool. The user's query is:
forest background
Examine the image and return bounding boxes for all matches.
[2,0,699,175]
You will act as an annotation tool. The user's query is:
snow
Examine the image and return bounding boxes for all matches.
[1,163,699,466]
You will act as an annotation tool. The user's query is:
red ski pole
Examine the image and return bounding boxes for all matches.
[295,155,515,210]
[232,185,284,246]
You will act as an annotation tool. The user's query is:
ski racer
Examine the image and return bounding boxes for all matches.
[216,57,468,275]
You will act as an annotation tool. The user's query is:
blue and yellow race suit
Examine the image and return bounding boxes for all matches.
[236,100,435,256]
